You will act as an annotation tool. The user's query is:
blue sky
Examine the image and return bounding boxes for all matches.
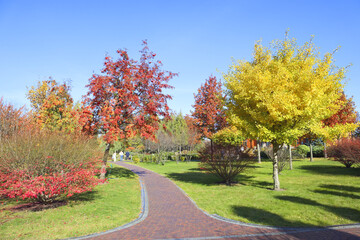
[1,0,359,114]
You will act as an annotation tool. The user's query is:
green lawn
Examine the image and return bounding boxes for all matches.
[136,159,360,227]
[0,165,141,240]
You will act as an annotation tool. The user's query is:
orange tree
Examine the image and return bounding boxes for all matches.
[83,41,176,179]
[191,76,227,152]
[27,78,84,132]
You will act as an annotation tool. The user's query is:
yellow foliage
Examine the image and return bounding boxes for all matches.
[212,126,245,146]
[27,78,80,132]
[224,35,345,144]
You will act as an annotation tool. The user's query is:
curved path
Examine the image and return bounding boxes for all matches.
[86,162,360,240]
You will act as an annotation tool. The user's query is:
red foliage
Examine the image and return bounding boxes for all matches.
[327,138,360,168]
[0,158,100,203]
[184,115,202,147]
[83,41,177,144]
[323,92,357,127]
[191,76,227,139]
[0,98,29,139]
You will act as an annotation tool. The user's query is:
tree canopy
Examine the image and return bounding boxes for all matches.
[223,34,346,190]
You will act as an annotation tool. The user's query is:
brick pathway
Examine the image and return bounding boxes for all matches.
[84,162,360,240]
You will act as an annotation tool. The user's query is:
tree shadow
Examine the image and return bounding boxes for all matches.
[68,190,99,203]
[166,172,221,186]
[231,206,360,239]
[299,164,360,176]
[319,184,360,192]
[276,196,360,223]
[313,189,360,200]
[107,166,137,178]
[231,206,315,227]
[236,174,272,189]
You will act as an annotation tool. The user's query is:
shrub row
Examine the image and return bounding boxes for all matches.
[0,126,102,203]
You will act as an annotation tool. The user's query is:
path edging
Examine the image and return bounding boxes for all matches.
[65,174,148,240]
[138,163,360,232]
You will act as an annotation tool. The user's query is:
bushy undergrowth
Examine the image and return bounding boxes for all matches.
[296,145,310,158]
[199,143,254,185]
[328,138,360,168]
[0,127,102,203]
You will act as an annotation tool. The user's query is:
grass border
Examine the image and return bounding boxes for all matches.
[68,161,360,240]
[130,162,360,232]
[64,177,148,240]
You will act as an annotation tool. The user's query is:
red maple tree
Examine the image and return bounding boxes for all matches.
[191,75,227,143]
[184,115,202,151]
[84,41,177,179]
[322,92,357,158]
[323,92,357,127]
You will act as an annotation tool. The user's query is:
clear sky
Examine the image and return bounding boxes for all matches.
[1,0,359,114]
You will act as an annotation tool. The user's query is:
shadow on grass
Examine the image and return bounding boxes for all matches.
[68,190,99,203]
[166,172,221,185]
[276,196,360,223]
[231,206,315,227]
[299,164,360,176]
[313,189,360,200]
[319,184,360,192]
[313,184,360,200]
[107,166,137,179]
[236,174,273,190]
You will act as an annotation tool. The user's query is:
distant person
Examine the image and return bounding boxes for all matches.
[112,152,117,162]
[119,151,124,161]
[125,151,130,160]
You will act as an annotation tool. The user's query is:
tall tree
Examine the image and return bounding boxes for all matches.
[224,34,345,190]
[191,76,227,149]
[84,41,176,179]
[166,112,188,156]
[184,115,202,152]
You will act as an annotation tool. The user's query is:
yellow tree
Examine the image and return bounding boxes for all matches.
[27,79,81,132]
[223,34,345,190]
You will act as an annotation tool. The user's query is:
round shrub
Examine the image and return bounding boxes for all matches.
[328,138,360,168]
[296,145,310,158]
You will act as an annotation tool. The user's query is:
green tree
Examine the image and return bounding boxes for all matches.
[167,112,188,157]
[223,34,345,190]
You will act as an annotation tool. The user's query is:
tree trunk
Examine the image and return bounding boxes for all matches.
[288,144,293,170]
[310,143,314,162]
[324,141,328,158]
[100,143,111,180]
[210,139,214,162]
[257,140,261,163]
[272,141,281,191]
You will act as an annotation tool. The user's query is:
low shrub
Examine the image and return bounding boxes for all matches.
[327,138,360,168]
[311,145,325,158]
[199,143,254,185]
[0,128,102,203]
[296,145,310,159]
[132,156,140,164]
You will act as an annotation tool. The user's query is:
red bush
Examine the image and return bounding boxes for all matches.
[0,114,103,203]
[0,158,101,203]
[327,138,360,168]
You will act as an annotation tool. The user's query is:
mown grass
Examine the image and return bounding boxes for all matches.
[136,158,360,227]
[0,165,141,240]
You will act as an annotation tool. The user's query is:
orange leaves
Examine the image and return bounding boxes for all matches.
[191,76,227,139]
[84,41,177,144]
[27,78,86,133]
